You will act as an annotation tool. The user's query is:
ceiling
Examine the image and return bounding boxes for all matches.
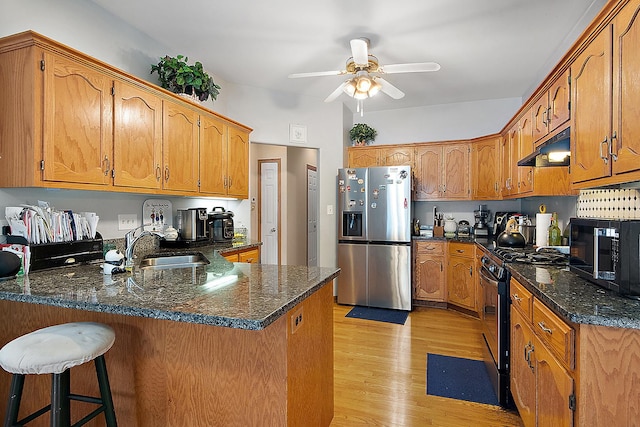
[89,0,605,113]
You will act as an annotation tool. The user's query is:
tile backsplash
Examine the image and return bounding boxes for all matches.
[576,189,640,219]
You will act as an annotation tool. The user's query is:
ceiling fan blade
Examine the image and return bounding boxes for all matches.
[288,70,345,78]
[324,81,349,102]
[380,62,441,74]
[376,77,405,99]
[350,38,369,66]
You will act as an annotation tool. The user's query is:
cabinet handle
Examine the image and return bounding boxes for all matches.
[542,109,548,128]
[610,131,618,161]
[245,258,254,263]
[440,262,443,272]
[600,136,609,164]
[512,293,522,302]
[155,165,161,181]
[546,106,552,126]
[164,166,170,182]
[224,176,228,188]
[229,176,233,188]
[528,169,533,183]
[469,266,473,276]
[537,321,553,334]
[103,156,110,176]
[456,249,465,253]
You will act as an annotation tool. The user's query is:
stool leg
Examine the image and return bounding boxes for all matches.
[94,355,117,427]
[51,370,70,427]
[4,374,24,427]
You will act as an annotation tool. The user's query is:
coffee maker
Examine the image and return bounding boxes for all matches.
[474,204,491,237]
[177,208,208,241]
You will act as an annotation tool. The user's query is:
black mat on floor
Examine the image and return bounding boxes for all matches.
[345,306,409,325]
[426,353,499,406]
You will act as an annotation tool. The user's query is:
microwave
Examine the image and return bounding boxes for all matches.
[569,218,640,296]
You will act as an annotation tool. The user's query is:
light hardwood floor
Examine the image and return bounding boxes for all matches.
[331,303,523,427]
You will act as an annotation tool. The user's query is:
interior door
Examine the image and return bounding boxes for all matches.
[307,165,318,266]
[259,160,280,264]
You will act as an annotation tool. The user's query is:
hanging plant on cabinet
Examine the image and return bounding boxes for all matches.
[349,123,377,146]
[150,54,221,102]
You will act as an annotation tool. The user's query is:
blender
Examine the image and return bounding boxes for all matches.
[474,204,491,237]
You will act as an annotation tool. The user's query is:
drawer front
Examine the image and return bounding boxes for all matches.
[238,248,260,263]
[532,300,574,369]
[510,278,533,320]
[448,242,474,258]
[415,240,444,256]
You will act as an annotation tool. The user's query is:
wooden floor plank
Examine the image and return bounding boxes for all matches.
[331,304,523,427]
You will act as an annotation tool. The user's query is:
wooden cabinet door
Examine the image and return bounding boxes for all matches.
[414,145,441,200]
[227,126,249,198]
[548,69,571,132]
[113,81,162,189]
[535,336,575,427]
[380,146,413,167]
[238,248,260,263]
[199,113,227,194]
[447,256,475,311]
[414,241,445,302]
[472,136,500,199]
[612,0,640,176]
[510,308,536,427]
[532,94,550,143]
[501,126,518,197]
[42,52,112,185]
[348,147,380,167]
[442,143,470,199]
[571,26,613,184]
[518,113,533,195]
[162,100,199,192]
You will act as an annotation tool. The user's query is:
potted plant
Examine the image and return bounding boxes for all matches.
[151,55,221,102]
[349,123,377,146]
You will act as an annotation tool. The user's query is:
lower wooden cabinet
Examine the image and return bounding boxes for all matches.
[222,247,260,263]
[510,277,575,427]
[447,242,476,311]
[413,241,446,302]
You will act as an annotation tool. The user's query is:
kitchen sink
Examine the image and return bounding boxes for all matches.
[139,253,210,270]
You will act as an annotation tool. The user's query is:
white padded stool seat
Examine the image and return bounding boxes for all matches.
[0,322,115,375]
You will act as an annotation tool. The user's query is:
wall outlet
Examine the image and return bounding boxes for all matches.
[290,307,304,334]
[118,214,139,231]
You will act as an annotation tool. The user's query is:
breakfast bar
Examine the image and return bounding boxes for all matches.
[0,249,339,426]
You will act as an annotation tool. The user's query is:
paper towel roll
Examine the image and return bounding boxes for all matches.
[536,213,552,246]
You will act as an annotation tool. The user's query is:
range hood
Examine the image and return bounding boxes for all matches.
[518,126,571,167]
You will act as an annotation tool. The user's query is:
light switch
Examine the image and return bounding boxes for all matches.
[327,205,334,215]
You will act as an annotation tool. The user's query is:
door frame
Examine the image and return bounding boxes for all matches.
[306,164,318,266]
[258,159,282,265]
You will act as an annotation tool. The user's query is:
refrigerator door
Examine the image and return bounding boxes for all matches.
[337,243,368,306]
[368,243,412,310]
[367,166,411,243]
[337,168,368,241]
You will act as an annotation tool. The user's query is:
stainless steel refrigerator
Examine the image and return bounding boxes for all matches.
[337,166,412,311]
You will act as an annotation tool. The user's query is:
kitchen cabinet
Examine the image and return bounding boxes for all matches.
[346,145,413,168]
[0,31,252,198]
[501,125,518,197]
[414,142,470,200]
[199,115,250,198]
[379,146,413,167]
[447,242,476,311]
[571,0,640,187]
[222,246,260,263]
[517,112,534,195]
[112,80,163,189]
[510,277,575,427]
[413,240,446,302]
[347,147,380,167]
[162,100,199,193]
[471,136,501,200]
[532,69,571,143]
[41,51,113,186]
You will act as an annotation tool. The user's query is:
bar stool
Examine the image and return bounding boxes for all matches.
[0,322,117,427]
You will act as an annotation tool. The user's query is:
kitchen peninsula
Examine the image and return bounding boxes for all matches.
[0,248,339,426]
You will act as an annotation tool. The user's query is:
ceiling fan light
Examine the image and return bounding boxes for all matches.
[353,90,368,100]
[356,76,371,92]
[368,80,381,97]
[343,80,356,97]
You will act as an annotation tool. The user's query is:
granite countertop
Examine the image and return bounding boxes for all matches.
[0,242,340,331]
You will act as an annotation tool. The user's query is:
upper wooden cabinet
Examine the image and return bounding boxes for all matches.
[532,69,571,144]
[379,146,414,167]
[518,113,534,195]
[0,31,252,198]
[571,0,640,187]
[347,147,380,168]
[346,145,413,168]
[415,142,470,200]
[472,136,501,199]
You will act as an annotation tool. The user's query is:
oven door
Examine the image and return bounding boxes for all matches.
[480,265,499,366]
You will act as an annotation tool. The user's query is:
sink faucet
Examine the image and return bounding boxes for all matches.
[124,225,164,267]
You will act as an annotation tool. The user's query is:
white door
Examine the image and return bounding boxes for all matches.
[260,161,280,264]
[307,165,318,266]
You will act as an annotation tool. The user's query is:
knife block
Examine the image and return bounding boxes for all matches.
[433,226,444,237]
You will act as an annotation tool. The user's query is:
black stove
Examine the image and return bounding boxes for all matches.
[492,247,569,266]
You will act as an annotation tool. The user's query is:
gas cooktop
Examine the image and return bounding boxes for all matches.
[492,247,569,266]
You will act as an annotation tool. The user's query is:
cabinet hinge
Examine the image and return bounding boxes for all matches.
[197,179,201,187]
[111,169,115,179]
[40,160,45,171]
[40,60,45,71]
[567,100,571,112]
[569,394,576,411]
[197,118,201,127]
[111,85,115,96]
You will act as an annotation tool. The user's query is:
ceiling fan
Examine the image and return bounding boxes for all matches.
[288,38,441,108]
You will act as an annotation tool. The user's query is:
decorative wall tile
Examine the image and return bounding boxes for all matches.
[577,189,640,219]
